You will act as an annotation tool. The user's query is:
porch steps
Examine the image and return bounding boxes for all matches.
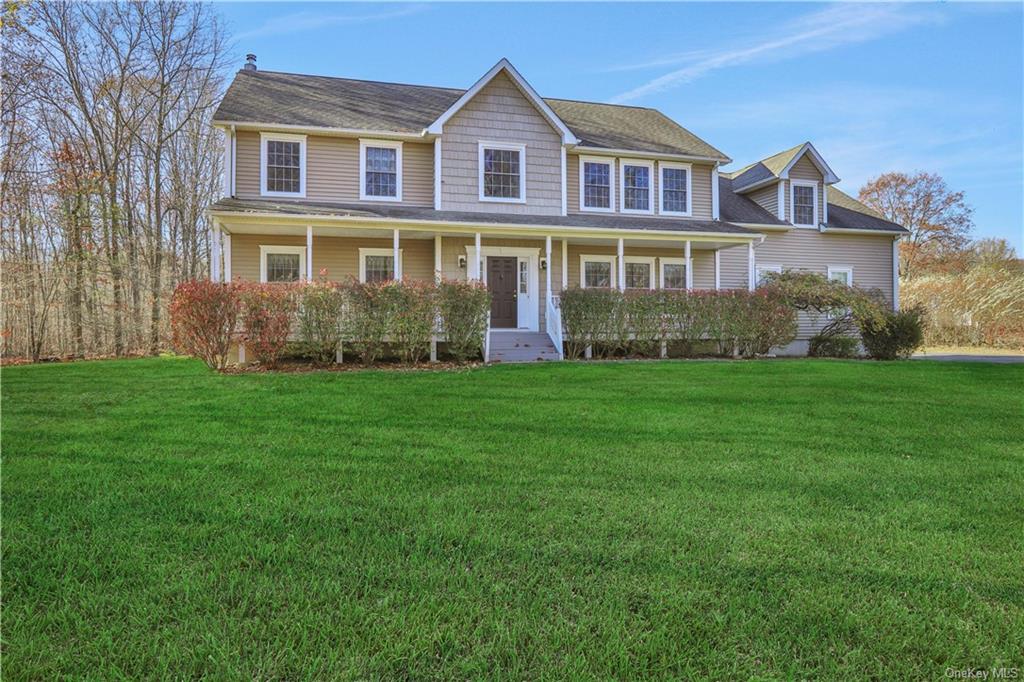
[488,331,561,363]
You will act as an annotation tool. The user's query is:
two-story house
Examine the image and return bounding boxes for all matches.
[209,57,907,358]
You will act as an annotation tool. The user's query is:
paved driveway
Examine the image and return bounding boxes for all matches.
[913,353,1024,364]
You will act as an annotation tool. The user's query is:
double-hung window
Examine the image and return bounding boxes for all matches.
[260,133,306,198]
[580,255,615,288]
[479,142,525,202]
[360,140,402,201]
[756,264,783,286]
[579,157,614,212]
[826,266,853,318]
[660,163,691,216]
[660,258,688,290]
[359,248,403,283]
[621,160,653,214]
[624,257,655,289]
[791,181,818,227]
[259,245,306,283]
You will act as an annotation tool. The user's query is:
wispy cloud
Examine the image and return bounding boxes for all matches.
[609,4,941,103]
[234,5,427,42]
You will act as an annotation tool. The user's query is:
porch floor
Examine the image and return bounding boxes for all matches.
[489,331,561,363]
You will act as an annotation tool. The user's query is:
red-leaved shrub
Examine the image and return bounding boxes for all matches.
[169,280,242,370]
[238,283,298,366]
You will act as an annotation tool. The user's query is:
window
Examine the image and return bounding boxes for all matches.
[660,258,687,290]
[624,257,655,289]
[791,181,818,226]
[756,264,783,286]
[259,245,306,283]
[519,260,528,294]
[580,255,615,288]
[660,163,691,216]
[621,161,653,213]
[580,157,614,212]
[827,266,853,286]
[260,133,306,197]
[479,142,525,202]
[360,140,402,201]
[359,248,403,283]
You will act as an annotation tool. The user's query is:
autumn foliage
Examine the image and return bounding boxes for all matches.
[169,280,242,370]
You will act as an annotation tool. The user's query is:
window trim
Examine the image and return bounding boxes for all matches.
[359,139,403,202]
[660,257,688,290]
[478,141,526,203]
[619,159,655,215]
[579,254,617,288]
[259,245,306,283]
[658,161,693,217]
[790,179,819,228]
[259,132,307,198]
[826,265,853,286]
[756,263,783,286]
[578,155,615,213]
[623,256,656,289]
[358,247,404,284]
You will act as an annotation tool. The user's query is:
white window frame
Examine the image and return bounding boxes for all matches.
[259,132,306,198]
[623,256,656,289]
[660,257,688,290]
[790,179,819,228]
[659,162,693,217]
[259,245,306,283]
[578,155,615,213]
[478,141,526,203]
[358,247,404,283]
[826,265,853,286]
[359,139,403,202]
[619,159,655,215]
[579,254,617,288]
[756,263,782,286]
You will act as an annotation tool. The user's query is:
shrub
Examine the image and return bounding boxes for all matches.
[560,287,626,358]
[859,305,926,360]
[808,334,859,358]
[296,281,346,364]
[438,280,490,361]
[238,283,298,367]
[169,280,241,370]
[344,279,396,365]
[389,280,437,364]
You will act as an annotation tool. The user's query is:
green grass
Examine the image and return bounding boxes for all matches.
[4,358,1023,679]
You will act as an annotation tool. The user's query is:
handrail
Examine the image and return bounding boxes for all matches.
[546,294,564,360]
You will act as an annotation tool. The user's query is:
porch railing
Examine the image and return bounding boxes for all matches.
[546,295,564,360]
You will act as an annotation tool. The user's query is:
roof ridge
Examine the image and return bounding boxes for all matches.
[248,69,465,94]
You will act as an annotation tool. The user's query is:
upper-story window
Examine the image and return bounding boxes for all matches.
[660,163,691,216]
[621,160,653,214]
[479,142,526,203]
[360,140,403,201]
[260,132,306,198]
[580,157,614,212]
[791,181,818,226]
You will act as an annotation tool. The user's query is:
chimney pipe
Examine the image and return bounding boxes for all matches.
[243,54,257,71]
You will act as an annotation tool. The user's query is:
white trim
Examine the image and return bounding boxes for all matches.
[571,145,730,165]
[222,128,232,197]
[684,240,692,290]
[826,265,853,286]
[433,138,442,210]
[466,245,541,330]
[779,142,840,184]
[545,236,553,304]
[819,226,906,236]
[714,249,721,290]
[658,161,693,217]
[259,132,306,198]
[755,263,782,286]
[659,257,687,290]
[210,221,221,281]
[560,147,567,216]
[305,226,313,280]
[623,255,656,289]
[259,245,306,283]
[427,58,579,145]
[358,247,404,283]
[578,155,615,213]
[434,234,442,282]
[747,242,755,291]
[216,120,426,141]
[822,185,828,224]
[617,238,625,290]
[359,139,403,202]
[230,125,236,196]
[392,229,402,280]
[790,179,819,228]
[561,239,568,288]
[892,238,900,311]
[478,141,526,203]
[711,165,720,220]
[579,254,617,289]
[619,158,655,215]
[777,182,786,221]
[222,232,232,281]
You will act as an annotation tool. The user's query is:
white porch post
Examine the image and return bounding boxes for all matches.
[617,238,625,291]
[545,236,552,304]
[306,225,313,281]
[393,228,402,280]
[685,240,692,291]
[714,249,721,291]
[434,234,442,282]
[711,165,720,220]
[561,239,568,288]
[210,221,221,281]
[748,242,755,291]
[222,232,232,282]
[472,232,482,281]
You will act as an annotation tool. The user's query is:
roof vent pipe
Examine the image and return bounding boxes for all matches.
[243,54,256,71]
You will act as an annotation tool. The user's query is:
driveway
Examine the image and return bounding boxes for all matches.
[913,353,1024,364]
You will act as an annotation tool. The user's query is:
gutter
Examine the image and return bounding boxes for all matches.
[212,120,430,141]
[818,225,908,236]
[571,145,731,164]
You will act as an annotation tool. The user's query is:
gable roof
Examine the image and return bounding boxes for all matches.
[717,176,787,226]
[212,67,730,160]
[824,186,907,233]
[729,142,839,191]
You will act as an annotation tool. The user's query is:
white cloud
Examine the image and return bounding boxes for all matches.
[609,4,942,103]
[234,5,427,42]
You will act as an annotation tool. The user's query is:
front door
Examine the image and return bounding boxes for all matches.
[487,256,518,328]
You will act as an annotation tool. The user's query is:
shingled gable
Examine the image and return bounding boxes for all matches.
[426,58,579,145]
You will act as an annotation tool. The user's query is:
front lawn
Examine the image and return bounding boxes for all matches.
[4,358,1022,679]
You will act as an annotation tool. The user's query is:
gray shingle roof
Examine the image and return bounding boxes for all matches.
[213,69,729,160]
[718,176,786,225]
[825,187,907,233]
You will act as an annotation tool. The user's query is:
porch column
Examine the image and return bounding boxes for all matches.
[545,236,552,304]
[434,234,442,283]
[561,239,568,289]
[748,242,755,291]
[306,226,313,281]
[685,240,692,291]
[393,228,402,280]
[617,238,625,291]
[471,232,482,281]
[222,232,232,282]
[714,249,721,290]
[210,221,221,281]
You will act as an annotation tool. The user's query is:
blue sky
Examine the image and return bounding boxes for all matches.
[216,2,1023,251]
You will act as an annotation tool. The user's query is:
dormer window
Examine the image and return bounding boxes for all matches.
[479,142,525,202]
[260,133,306,198]
[580,157,614,212]
[791,181,818,226]
[621,160,653,214]
[360,140,403,201]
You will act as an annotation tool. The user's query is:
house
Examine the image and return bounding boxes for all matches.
[208,56,907,360]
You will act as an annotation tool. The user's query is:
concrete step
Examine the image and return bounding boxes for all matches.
[488,332,561,363]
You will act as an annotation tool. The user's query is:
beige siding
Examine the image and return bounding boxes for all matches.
[566,154,714,220]
[747,182,779,218]
[440,72,562,215]
[234,131,433,207]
